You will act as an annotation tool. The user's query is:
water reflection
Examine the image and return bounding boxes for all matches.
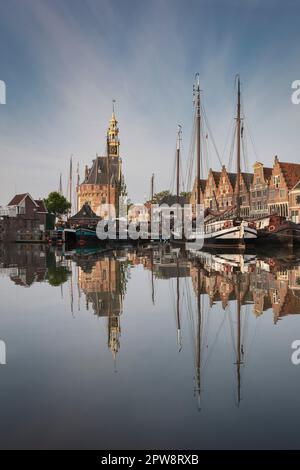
[1,244,300,406]
[1,243,300,448]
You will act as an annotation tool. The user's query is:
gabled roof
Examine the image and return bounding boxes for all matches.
[291,180,300,191]
[192,178,206,193]
[35,200,48,213]
[227,172,237,188]
[241,172,254,190]
[8,193,38,207]
[83,156,119,186]
[211,171,221,186]
[278,162,300,190]
[68,202,100,221]
[263,167,273,181]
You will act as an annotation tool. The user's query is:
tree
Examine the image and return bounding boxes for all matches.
[44,191,71,216]
[180,191,191,200]
[151,190,172,204]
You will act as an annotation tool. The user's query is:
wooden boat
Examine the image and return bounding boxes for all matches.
[254,214,300,246]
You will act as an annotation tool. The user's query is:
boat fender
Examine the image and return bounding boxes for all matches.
[269,225,276,232]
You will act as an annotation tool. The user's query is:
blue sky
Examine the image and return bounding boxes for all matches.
[0,0,300,203]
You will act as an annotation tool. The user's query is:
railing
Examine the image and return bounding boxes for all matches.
[0,206,18,217]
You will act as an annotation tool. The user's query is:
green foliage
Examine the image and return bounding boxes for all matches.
[44,192,71,216]
[180,191,191,200]
[47,266,70,287]
[151,190,172,204]
[46,251,70,286]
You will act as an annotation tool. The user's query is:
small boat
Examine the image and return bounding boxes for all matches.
[64,226,100,246]
[63,228,77,246]
[254,214,300,247]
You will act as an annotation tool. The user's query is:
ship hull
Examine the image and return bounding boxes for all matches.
[256,222,300,246]
[173,224,257,248]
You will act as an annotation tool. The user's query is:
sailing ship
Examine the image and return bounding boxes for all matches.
[178,74,257,248]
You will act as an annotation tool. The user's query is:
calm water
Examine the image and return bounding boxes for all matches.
[0,243,300,450]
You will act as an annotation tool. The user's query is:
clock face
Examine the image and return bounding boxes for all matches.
[110,145,117,155]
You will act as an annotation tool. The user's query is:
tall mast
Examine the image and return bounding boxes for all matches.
[235,273,243,405]
[236,75,241,219]
[176,125,182,204]
[195,266,201,410]
[106,135,111,218]
[176,255,182,352]
[76,163,80,213]
[69,155,73,216]
[151,173,154,201]
[58,173,63,195]
[194,74,201,207]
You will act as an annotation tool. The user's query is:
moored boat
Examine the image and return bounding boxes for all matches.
[254,214,300,246]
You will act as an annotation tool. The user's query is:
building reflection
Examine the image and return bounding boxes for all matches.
[76,253,128,360]
[0,243,48,286]
[1,244,300,376]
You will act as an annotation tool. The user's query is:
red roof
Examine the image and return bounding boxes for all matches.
[8,193,39,207]
[211,171,221,186]
[279,162,300,190]
[263,167,273,181]
[7,193,27,206]
[7,193,28,206]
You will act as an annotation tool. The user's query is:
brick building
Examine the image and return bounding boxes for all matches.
[0,193,48,242]
[203,170,221,210]
[268,156,300,217]
[250,162,272,218]
[217,166,236,211]
[289,181,300,223]
[77,111,123,219]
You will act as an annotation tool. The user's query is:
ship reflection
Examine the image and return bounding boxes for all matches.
[1,243,300,406]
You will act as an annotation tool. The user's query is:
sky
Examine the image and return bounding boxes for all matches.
[0,0,300,204]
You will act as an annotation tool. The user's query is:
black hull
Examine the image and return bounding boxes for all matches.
[256,226,300,246]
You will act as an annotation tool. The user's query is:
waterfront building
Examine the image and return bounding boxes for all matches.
[190,166,252,217]
[0,193,49,242]
[203,169,221,210]
[268,156,300,217]
[216,166,236,211]
[190,179,206,215]
[77,110,123,218]
[235,172,253,218]
[250,162,272,218]
[289,180,300,223]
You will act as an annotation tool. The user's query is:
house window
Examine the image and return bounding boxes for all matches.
[269,190,275,200]
[274,175,280,188]
[291,210,299,223]
[296,195,300,205]
[280,189,285,198]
